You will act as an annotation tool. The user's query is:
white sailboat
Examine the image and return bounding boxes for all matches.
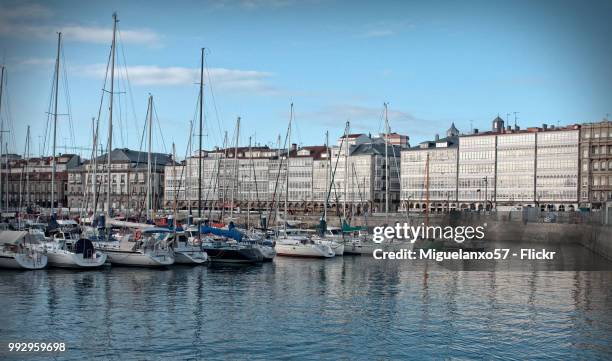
[168,140,208,265]
[171,231,209,264]
[274,104,334,258]
[0,231,48,270]
[96,228,174,267]
[275,228,334,258]
[311,227,345,256]
[43,237,107,269]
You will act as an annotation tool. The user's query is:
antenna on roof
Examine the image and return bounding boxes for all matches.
[513,112,519,128]
[470,120,473,134]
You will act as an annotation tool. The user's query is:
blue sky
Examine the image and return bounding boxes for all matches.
[0,0,611,158]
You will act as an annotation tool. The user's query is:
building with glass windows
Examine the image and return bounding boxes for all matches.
[579,120,612,209]
[400,130,459,213]
[457,133,497,210]
[402,117,581,212]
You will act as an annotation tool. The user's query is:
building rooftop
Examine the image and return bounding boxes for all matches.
[89,148,174,165]
[350,142,401,156]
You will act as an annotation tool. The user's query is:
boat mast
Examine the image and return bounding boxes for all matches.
[230,117,240,220]
[25,126,31,211]
[285,104,293,233]
[198,48,204,219]
[51,32,61,215]
[106,13,118,219]
[18,128,28,225]
[343,121,349,220]
[146,94,153,221]
[187,120,193,215]
[172,142,177,224]
[324,131,329,221]
[92,116,99,213]
[275,134,281,223]
[247,136,252,229]
[220,131,228,221]
[384,102,389,224]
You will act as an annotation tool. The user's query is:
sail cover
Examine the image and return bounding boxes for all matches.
[75,239,95,259]
[200,222,243,242]
[341,220,367,233]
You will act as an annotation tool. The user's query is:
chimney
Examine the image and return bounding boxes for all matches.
[550,124,555,129]
[473,128,479,134]
[542,123,548,130]
[291,143,297,151]
[435,134,439,141]
[507,125,512,132]
[515,125,520,131]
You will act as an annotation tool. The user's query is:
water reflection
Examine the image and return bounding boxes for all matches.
[1,257,611,360]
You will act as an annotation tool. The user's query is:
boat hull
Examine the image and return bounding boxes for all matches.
[174,249,209,264]
[104,250,174,267]
[275,243,334,258]
[256,244,276,262]
[46,251,107,269]
[202,246,264,263]
[0,253,48,270]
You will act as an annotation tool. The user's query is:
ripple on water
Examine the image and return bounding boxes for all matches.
[1,258,611,360]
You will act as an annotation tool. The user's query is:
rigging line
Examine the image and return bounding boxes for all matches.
[203,54,224,146]
[174,121,194,206]
[266,125,290,223]
[117,28,140,148]
[2,71,17,150]
[293,106,302,147]
[42,57,57,157]
[189,90,200,150]
[60,44,77,153]
[116,59,129,148]
[134,96,150,169]
[94,41,112,156]
[137,102,147,153]
[152,100,168,154]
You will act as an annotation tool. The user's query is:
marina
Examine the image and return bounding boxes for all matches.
[0,1,611,359]
[1,252,611,360]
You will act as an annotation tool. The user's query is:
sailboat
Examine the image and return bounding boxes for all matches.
[274,104,334,258]
[0,230,48,269]
[168,143,208,265]
[34,33,106,269]
[186,50,262,264]
[237,134,276,261]
[310,130,344,255]
[93,14,174,267]
[99,227,174,267]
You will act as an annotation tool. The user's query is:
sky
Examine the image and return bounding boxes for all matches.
[0,0,611,159]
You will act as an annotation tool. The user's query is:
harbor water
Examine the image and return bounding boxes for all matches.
[1,250,612,360]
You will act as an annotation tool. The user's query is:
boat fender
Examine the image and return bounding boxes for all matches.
[135,230,142,240]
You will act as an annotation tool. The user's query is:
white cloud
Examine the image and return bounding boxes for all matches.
[0,3,53,20]
[76,64,275,92]
[0,3,161,46]
[17,57,55,67]
[62,25,160,44]
[305,104,419,131]
[0,23,161,45]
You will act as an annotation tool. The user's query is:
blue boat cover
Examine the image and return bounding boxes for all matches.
[200,221,243,241]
